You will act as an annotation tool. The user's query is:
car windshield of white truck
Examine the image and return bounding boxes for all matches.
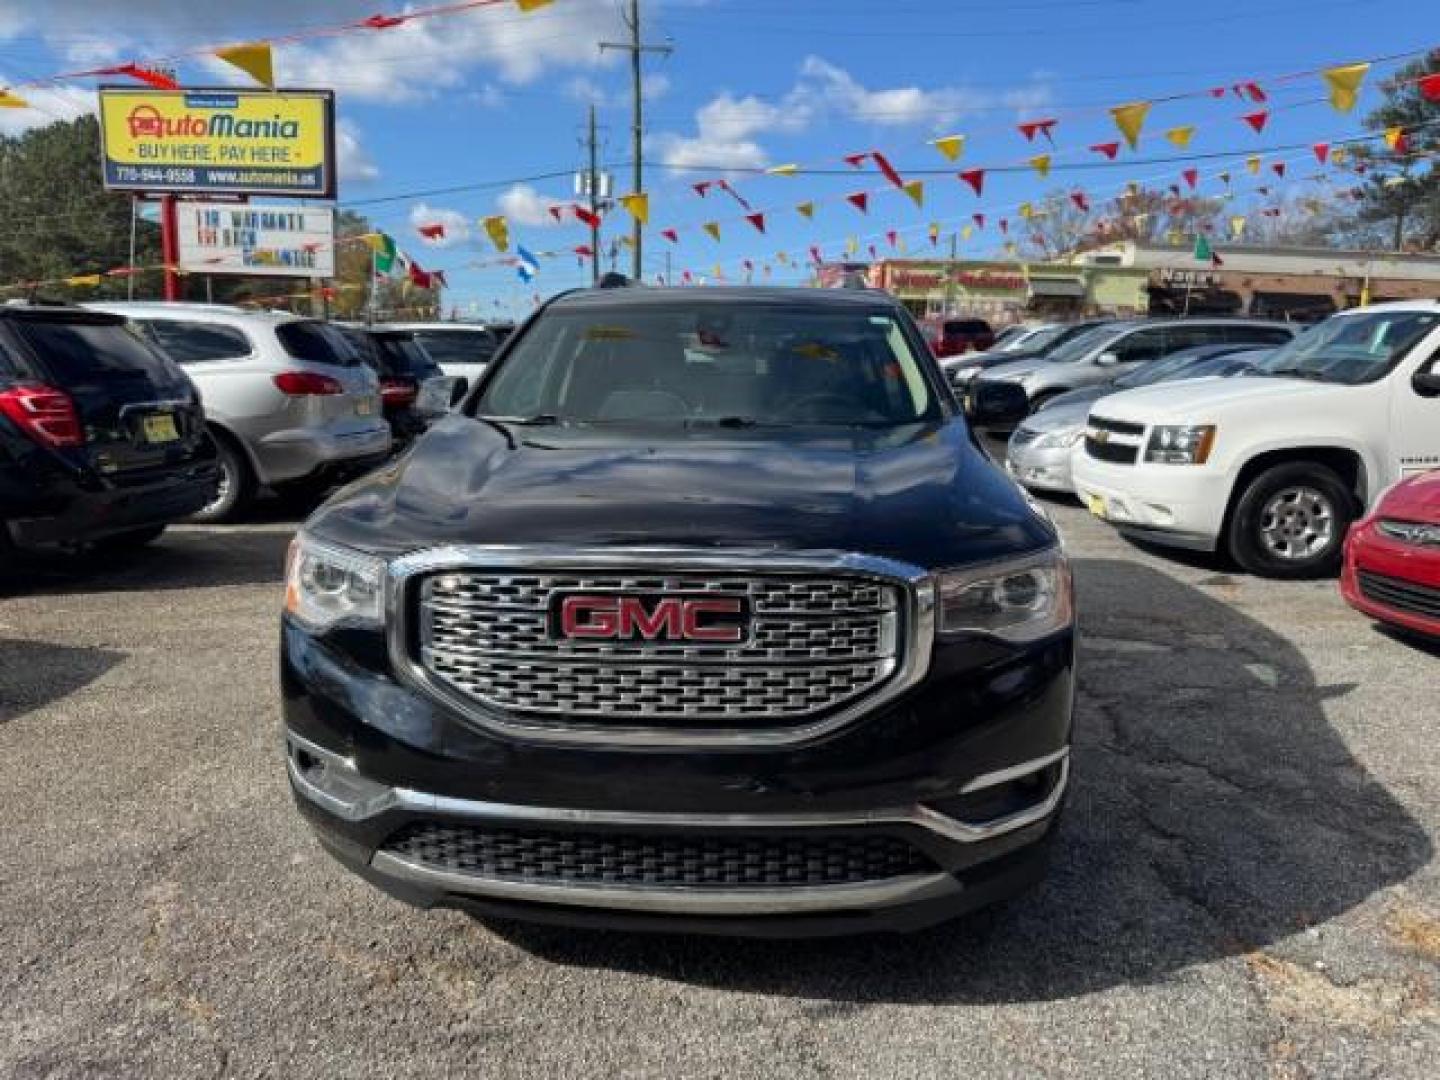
[478,302,940,426]
[1251,310,1440,385]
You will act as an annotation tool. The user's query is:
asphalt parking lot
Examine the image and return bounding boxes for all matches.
[2,494,1438,1079]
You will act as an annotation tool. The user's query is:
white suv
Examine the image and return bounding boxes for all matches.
[88,303,389,520]
[1072,301,1440,578]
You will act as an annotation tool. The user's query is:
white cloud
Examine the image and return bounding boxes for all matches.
[497,183,564,227]
[336,119,379,184]
[0,0,624,103]
[408,203,471,248]
[657,92,812,173]
[0,78,93,136]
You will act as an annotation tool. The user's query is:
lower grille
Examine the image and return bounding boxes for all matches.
[383,822,936,888]
[1084,436,1139,464]
[1358,569,1440,620]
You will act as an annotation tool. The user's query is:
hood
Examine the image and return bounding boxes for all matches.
[1379,469,1440,522]
[948,347,1045,370]
[1085,374,1347,424]
[1019,395,1097,433]
[975,355,1056,381]
[307,414,1057,570]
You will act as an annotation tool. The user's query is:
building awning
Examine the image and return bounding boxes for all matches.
[1028,279,1086,299]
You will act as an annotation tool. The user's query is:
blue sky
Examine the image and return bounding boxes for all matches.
[0,0,1434,316]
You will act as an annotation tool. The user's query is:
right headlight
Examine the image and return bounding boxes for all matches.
[284,533,385,631]
[936,548,1074,643]
[1144,424,1216,465]
[948,364,981,385]
[1034,428,1084,451]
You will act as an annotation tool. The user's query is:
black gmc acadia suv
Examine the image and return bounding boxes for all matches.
[281,286,1075,936]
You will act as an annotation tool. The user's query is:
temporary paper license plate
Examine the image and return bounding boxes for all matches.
[355,397,376,416]
[141,413,180,444]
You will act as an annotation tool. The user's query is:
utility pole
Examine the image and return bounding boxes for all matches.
[601,1,670,280]
[587,104,601,285]
[945,231,958,315]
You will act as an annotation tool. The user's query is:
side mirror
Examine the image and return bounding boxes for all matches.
[1095,351,1120,367]
[966,380,1030,428]
[1414,370,1440,398]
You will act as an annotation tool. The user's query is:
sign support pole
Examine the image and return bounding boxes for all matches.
[160,195,180,301]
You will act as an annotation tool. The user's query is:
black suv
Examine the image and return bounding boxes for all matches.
[282,287,1074,936]
[1,304,216,552]
[339,326,454,449]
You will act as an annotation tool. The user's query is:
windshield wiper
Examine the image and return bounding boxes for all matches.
[479,413,561,425]
[1260,367,1331,382]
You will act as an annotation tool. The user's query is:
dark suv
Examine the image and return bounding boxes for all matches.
[339,326,456,449]
[0,304,216,551]
[282,287,1074,936]
[926,317,995,358]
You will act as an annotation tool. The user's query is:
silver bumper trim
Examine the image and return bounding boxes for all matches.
[287,731,1068,846]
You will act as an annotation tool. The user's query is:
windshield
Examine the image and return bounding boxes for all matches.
[12,317,177,384]
[276,321,361,367]
[411,328,498,366]
[1011,325,1066,352]
[1114,350,1219,389]
[1250,311,1440,385]
[1045,324,1120,363]
[477,302,941,426]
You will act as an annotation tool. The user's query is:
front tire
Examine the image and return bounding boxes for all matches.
[191,432,253,524]
[1227,462,1356,578]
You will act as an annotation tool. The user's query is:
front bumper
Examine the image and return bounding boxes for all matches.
[1007,439,1078,494]
[1072,453,1230,552]
[1341,522,1440,640]
[254,421,392,485]
[281,610,1074,936]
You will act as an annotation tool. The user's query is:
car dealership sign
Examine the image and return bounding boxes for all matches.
[176,203,335,277]
[98,88,335,197]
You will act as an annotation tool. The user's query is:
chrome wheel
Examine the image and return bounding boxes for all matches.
[201,457,234,515]
[1258,486,1335,561]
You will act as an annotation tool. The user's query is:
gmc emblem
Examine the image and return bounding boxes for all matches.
[552,593,749,643]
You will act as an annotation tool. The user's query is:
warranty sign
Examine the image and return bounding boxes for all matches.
[98,87,335,197]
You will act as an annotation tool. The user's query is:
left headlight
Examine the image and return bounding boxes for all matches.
[1034,428,1084,451]
[1144,424,1216,465]
[284,533,385,630]
[937,548,1074,643]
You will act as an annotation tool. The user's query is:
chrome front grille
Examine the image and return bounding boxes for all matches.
[415,570,905,727]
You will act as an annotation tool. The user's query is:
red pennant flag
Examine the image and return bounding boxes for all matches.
[958,169,985,195]
[547,205,563,222]
[846,192,869,213]
[1209,86,1226,98]
[362,13,407,29]
[418,224,446,239]
[1089,142,1121,160]
[1233,82,1267,102]
[681,270,693,284]
[661,228,679,243]
[1182,169,1199,189]
[1420,73,1440,103]
[1262,208,1281,218]
[745,212,766,234]
[573,206,600,228]
[867,244,878,260]
[1070,191,1090,211]
[809,246,823,265]
[408,263,434,289]
[574,244,594,258]
[870,151,905,189]
[999,219,1009,235]
[844,152,869,169]
[1313,142,1331,164]
[972,213,986,230]
[1018,118,1057,143]
[692,180,714,197]
[1242,110,1269,133]
[432,270,448,289]
[1212,253,1225,268]
[93,62,179,89]
[885,230,898,248]
[742,260,754,274]
[1271,162,1287,178]
[718,179,753,210]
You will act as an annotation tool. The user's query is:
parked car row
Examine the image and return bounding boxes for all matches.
[1,301,503,549]
[970,301,1439,644]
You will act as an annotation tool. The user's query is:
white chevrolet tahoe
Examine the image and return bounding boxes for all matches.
[1072,301,1440,578]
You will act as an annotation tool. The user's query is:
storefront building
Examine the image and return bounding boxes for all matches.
[857,260,1150,324]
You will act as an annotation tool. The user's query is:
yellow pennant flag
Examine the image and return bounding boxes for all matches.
[617,235,634,249]
[1019,201,1035,220]
[65,274,102,287]
[215,42,274,88]
[1110,101,1151,149]
[928,222,940,244]
[703,221,721,242]
[1027,154,1051,178]
[960,224,973,241]
[482,215,510,252]
[902,179,925,207]
[1164,229,1182,246]
[896,236,907,253]
[0,89,29,108]
[619,193,649,225]
[1164,126,1195,148]
[1003,242,1018,257]
[845,236,859,255]
[711,264,723,280]
[514,0,555,10]
[1230,215,1247,239]
[766,164,799,176]
[1246,155,1262,174]
[1384,126,1406,151]
[1331,146,1349,166]
[796,201,815,219]
[1322,62,1369,113]
[930,134,965,161]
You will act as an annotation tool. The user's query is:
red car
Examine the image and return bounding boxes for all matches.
[925,318,995,358]
[1341,469,1440,641]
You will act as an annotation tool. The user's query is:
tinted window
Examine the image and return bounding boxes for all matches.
[275,321,360,367]
[1224,325,1294,345]
[1109,327,1169,364]
[374,335,442,379]
[944,320,991,336]
[479,302,940,426]
[1046,324,1120,363]
[140,319,251,364]
[411,329,497,366]
[10,317,176,384]
[1251,311,1440,385]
